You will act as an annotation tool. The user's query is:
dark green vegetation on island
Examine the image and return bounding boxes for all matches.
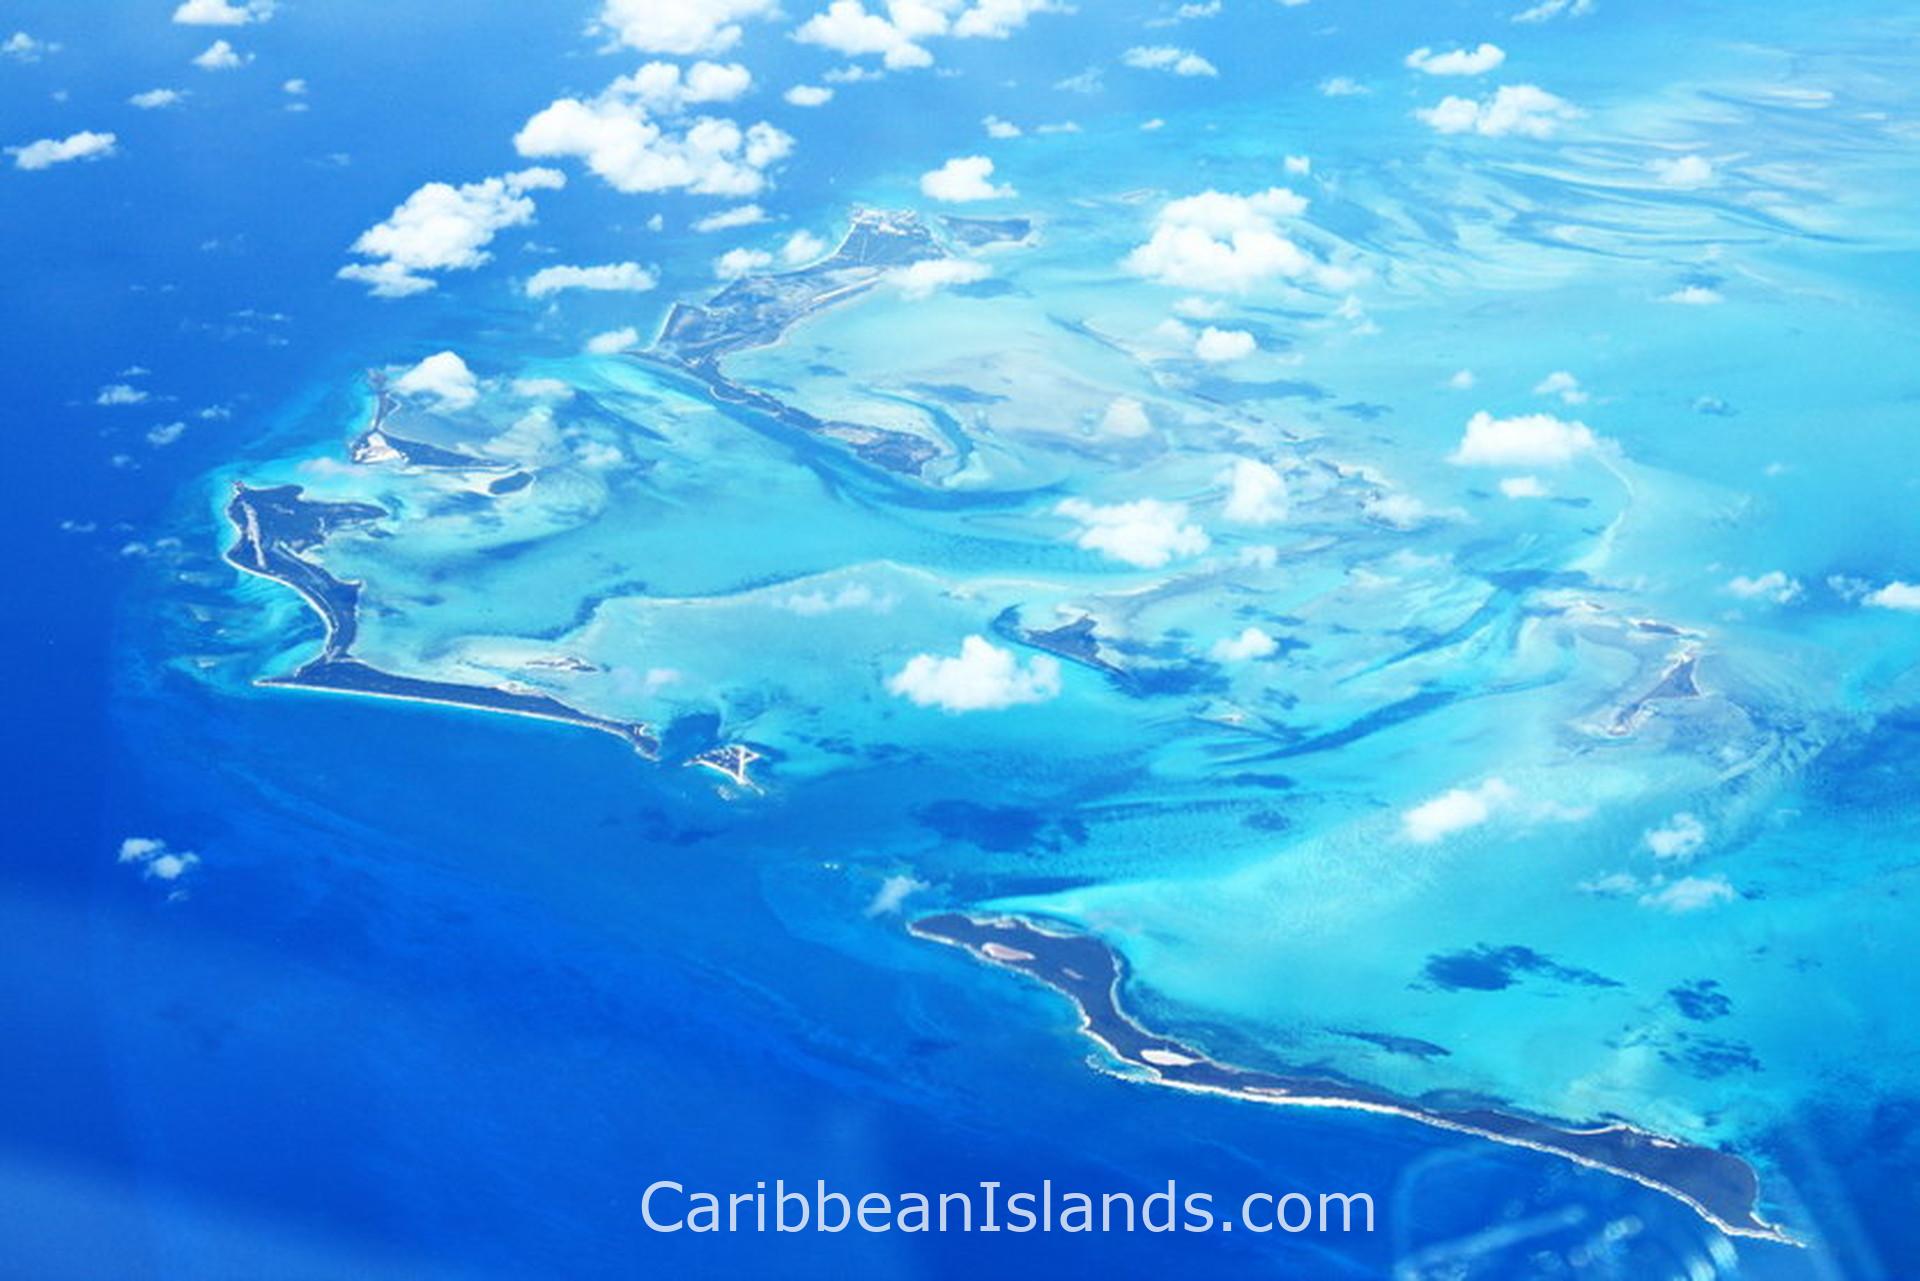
[911,912,1793,1246]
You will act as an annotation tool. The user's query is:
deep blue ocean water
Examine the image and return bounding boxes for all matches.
[6,2,1920,1277]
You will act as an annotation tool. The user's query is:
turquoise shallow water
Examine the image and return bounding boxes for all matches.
[11,0,1920,1275]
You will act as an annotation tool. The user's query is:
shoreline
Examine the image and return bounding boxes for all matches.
[910,910,1797,1248]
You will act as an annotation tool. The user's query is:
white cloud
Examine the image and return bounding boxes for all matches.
[9,131,117,170]
[1363,491,1438,529]
[610,60,752,113]
[1644,812,1706,860]
[147,421,188,446]
[1727,571,1801,605]
[1499,475,1548,498]
[866,872,928,916]
[1417,85,1577,138]
[393,351,479,409]
[95,384,148,405]
[1211,626,1278,661]
[1193,326,1255,362]
[984,114,1022,138]
[525,262,659,298]
[1099,396,1153,438]
[1640,875,1735,913]
[173,0,272,25]
[118,836,201,881]
[514,80,793,197]
[1405,43,1505,75]
[785,84,834,107]
[1513,0,1593,23]
[192,39,249,70]
[782,230,828,265]
[1533,369,1588,404]
[284,78,307,95]
[1449,411,1599,467]
[1283,154,1311,175]
[886,635,1061,712]
[693,202,767,232]
[513,378,574,399]
[1222,457,1287,523]
[130,89,186,109]
[1651,153,1713,188]
[595,0,778,55]
[886,258,991,298]
[1320,76,1369,96]
[1662,285,1723,305]
[1402,778,1513,843]
[1123,187,1340,294]
[1056,497,1209,568]
[339,168,564,297]
[795,0,1061,69]
[1864,581,1920,612]
[3,32,58,61]
[586,327,640,355]
[1122,45,1219,77]
[715,247,774,278]
[920,154,1014,202]
[1448,368,1476,390]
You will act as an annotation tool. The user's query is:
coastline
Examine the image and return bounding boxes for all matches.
[910,910,1798,1248]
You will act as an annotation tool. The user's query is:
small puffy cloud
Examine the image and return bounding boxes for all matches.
[1651,153,1714,188]
[596,0,778,55]
[611,60,752,113]
[339,167,564,297]
[514,84,793,198]
[984,114,1022,138]
[525,262,659,298]
[1417,85,1577,138]
[1320,76,1368,96]
[1449,411,1599,467]
[1099,396,1153,438]
[1364,491,1439,529]
[9,131,117,170]
[886,258,991,298]
[781,230,828,265]
[1123,187,1339,294]
[284,78,307,95]
[174,0,272,24]
[192,39,249,70]
[1122,45,1218,77]
[1640,875,1735,913]
[1513,0,1593,23]
[1056,497,1209,568]
[118,836,201,881]
[1193,326,1255,362]
[1221,457,1287,523]
[785,84,834,107]
[920,154,1014,202]
[692,202,766,232]
[1662,285,1723,305]
[96,383,149,405]
[147,421,188,446]
[796,0,1060,70]
[586,327,640,355]
[130,88,186,109]
[1211,626,1278,661]
[1283,154,1311,175]
[1499,475,1548,498]
[886,635,1061,712]
[1405,43,1505,75]
[1864,581,1920,612]
[513,378,574,399]
[1727,571,1801,605]
[1448,368,1476,390]
[866,872,928,917]
[1644,812,1706,860]
[715,246,774,278]
[393,351,479,409]
[1533,369,1587,404]
[1403,778,1513,843]
[3,32,58,61]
